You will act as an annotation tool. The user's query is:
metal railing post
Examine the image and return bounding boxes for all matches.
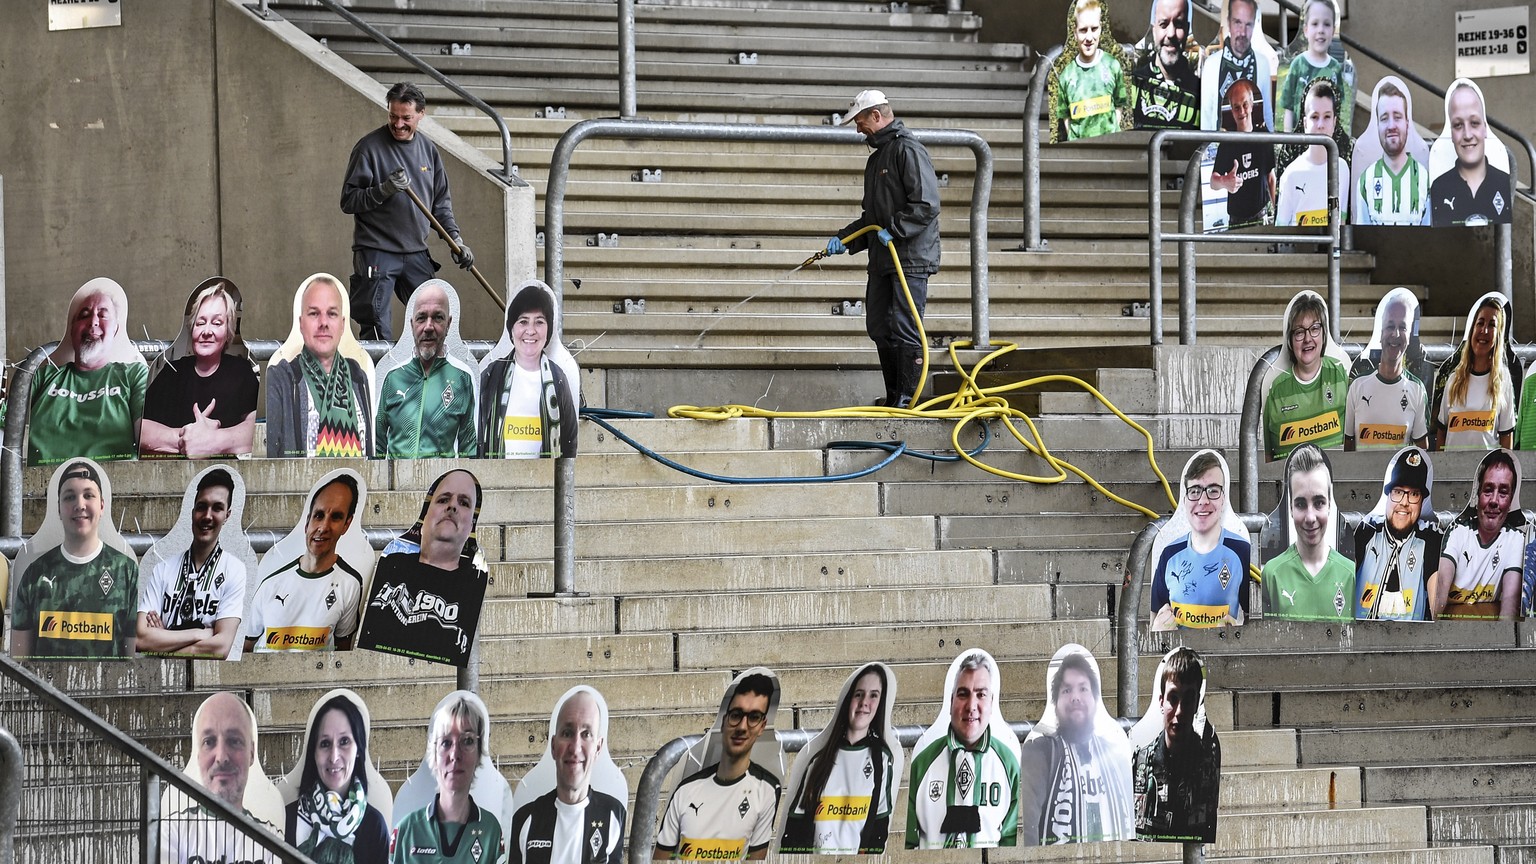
[1185,840,1206,863]
[1148,130,1167,345]
[1239,346,1281,514]
[553,456,577,594]
[457,636,480,695]
[1020,46,1061,252]
[141,769,161,863]
[0,728,20,864]
[1156,131,1340,346]
[544,119,993,345]
[628,735,701,864]
[2,345,54,539]
[618,0,637,118]
[1118,520,1164,717]
[1179,154,1201,344]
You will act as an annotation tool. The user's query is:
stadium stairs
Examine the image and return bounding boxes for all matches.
[5,1,1529,861]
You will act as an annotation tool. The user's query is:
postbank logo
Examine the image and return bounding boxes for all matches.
[1069,94,1112,120]
[815,796,871,821]
[39,610,113,640]
[1448,410,1495,433]
[1296,209,1330,227]
[263,626,331,650]
[503,416,542,442]
[676,838,745,861]
[1278,411,1341,445]
[1172,602,1229,628]
[1357,423,1407,447]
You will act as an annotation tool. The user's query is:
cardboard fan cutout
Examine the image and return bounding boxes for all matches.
[1260,444,1355,622]
[244,468,375,653]
[1048,0,1133,143]
[781,662,904,855]
[906,649,1019,849]
[1436,448,1525,620]
[160,692,286,862]
[1434,292,1519,452]
[1130,0,1202,130]
[358,469,487,667]
[27,277,148,466]
[277,688,394,859]
[477,279,580,460]
[1276,0,1354,135]
[507,685,629,864]
[141,277,259,459]
[8,458,138,659]
[1351,76,1432,226]
[137,464,258,660]
[1346,287,1430,451]
[654,668,784,861]
[1129,647,1220,843]
[1428,78,1513,227]
[393,689,515,863]
[266,273,377,458]
[1352,445,1439,621]
[371,279,481,459]
[1019,644,1133,844]
[1261,290,1351,461]
[1148,450,1252,630]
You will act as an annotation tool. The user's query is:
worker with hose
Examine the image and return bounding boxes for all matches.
[825,89,941,409]
[341,81,474,341]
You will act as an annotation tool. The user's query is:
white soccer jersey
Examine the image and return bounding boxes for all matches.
[1439,372,1515,450]
[1346,371,1428,449]
[1277,157,1349,226]
[139,549,247,629]
[1441,522,1523,608]
[244,558,361,652]
[1355,156,1430,226]
[656,764,780,860]
[160,802,278,863]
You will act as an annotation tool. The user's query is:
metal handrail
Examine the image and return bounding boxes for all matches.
[292,0,521,184]
[543,118,995,346]
[0,654,316,862]
[1151,130,1341,346]
[1020,45,1061,252]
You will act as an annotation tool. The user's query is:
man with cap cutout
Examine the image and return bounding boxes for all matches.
[824,90,941,409]
[1354,447,1440,621]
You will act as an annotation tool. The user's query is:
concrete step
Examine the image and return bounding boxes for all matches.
[939,513,1150,551]
[1238,685,1536,731]
[1204,648,1536,691]
[617,583,1051,633]
[1365,762,1536,804]
[1304,725,1536,769]
[487,548,994,596]
[1431,801,1536,848]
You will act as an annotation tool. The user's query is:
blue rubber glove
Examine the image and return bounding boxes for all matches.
[826,236,846,255]
[876,228,894,246]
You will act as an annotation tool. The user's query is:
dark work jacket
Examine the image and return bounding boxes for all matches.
[840,119,942,277]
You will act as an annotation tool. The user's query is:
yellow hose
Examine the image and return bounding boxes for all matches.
[668,230,1179,519]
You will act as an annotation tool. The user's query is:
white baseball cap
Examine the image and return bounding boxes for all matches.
[841,89,889,124]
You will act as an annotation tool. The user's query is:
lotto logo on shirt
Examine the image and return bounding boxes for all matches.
[1172,602,1229,628]
[1448,411,1495,433]
[39,610,113,640]
[1069,94,1112,120]
[263,626,331,650]
[815,796,871,820]
[676,838,746,860]
[1278,412,1341,444]
[1357,424,1407,446]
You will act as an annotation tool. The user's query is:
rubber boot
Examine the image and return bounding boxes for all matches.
[894,347,925,409]
[875,344,899,406]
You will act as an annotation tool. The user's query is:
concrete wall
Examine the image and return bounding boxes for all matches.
[0,0,534,359]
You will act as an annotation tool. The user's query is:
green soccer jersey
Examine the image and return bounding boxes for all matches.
[1054,55,1128,141]
[12,544,138,658]
[375,358,478,458]
[1261,545,1355,621]
[1280,54,1352,133]
[1264,357,1348,460]
[391,797,502,864]
[27,361,147,466]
